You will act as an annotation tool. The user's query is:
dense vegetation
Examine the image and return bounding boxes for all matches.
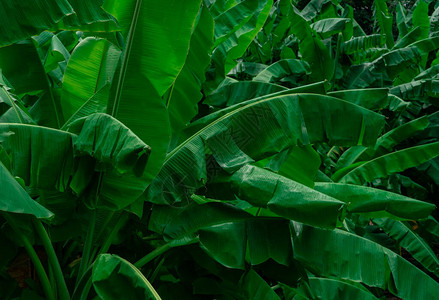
[1,0,439,299]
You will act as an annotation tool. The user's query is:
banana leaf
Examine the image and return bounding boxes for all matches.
[0,113,151,210]
[226,165,345,228]
[390,79,439,103]
[292,225,439,300]
[60,37,121,123]
[204,81,287,108]
[53,0,118,32]
[374,218,439,277]
[285,277,379,300]
[253,59,311,84]
[310,18,351,39]
[212,0,273,75]
[146,93,384,205]
[289,6,334,81]
[335,116,430,171]
[93,254,161,300]
[0,0,73,47]
[333,142,439,184]
[314,183,435,220]
[242,270,281,300]
[102,0,202,184]
[0,162,53,219]
[167,6,214,135]
[327,88,389,111]
[373,0,393,48]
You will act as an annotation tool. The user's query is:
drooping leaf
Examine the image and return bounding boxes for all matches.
[374,218,439,277]
[333,142,439,184]
[93,254,161,300]
[167,6,214,135]
[293,225,439,300]
[226,165,345,228]
[314,183,435,220]
[146,93,384,205]
[253,59,311,84]
[0,162,53,219]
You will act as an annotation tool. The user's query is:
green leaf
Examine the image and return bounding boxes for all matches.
[289,6,334,81]
[327,88,389,111]
[0,0,73,47]
[374,218,439,277]
[93,254,161,300]
[333,142,439,184]
[212,0,273,75]
[293,225,439,299]
[104,0,202,184]
[0,162,53,219]
[373,0,394,48]
[311,18,351,39]
[146,93,384,205]
[60,37,121,123]
[242,270,281,300]
[228,165,345,228]
[314,183,435,220]
[167,6,214,135]
[253,59,311,84]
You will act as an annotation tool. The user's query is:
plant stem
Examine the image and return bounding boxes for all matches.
[2,213,55,300]
[134,242,172,269]
[96,212,129,257]
[33,219,70,300]
[76,209,96,287]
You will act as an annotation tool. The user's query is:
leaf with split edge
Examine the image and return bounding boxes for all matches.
[93,254,161,300]
[292,225,439,300]
[145,93,384,205]
[374,218,439,277]
[212,0,273,76]
[314,183,435,220]
[333,142,439,184]
[0,162,53,219]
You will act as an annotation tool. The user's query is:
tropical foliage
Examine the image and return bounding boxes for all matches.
[1,0,439,299]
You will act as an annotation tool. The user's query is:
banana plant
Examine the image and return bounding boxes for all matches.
[1,0,439,299]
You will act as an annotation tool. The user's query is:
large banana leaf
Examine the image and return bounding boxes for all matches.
[167,6,214,135]
[293,225,439,299]
[102,0,201,184]
[310,18,351,39]
[60,37,121,122]
[390,79,439,103]
[335,116,430,171]
[145,93,384,205]
[252,59,311,84]
[204,81,287,108]
[373,0,394,48]
[333,142,439,184]
[286,277,379,300]
[0,162,53,219]
[0,113,151,210]
[93,254,161,300]
[226,165,344,228]
[374,218,439,277]
[212,0,273,76]
[314,183,435,220]
[327,88,389,111]
[0,0,73,47]
[289,6,334,81]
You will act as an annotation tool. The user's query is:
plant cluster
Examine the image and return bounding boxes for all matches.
[1,0,439,299]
